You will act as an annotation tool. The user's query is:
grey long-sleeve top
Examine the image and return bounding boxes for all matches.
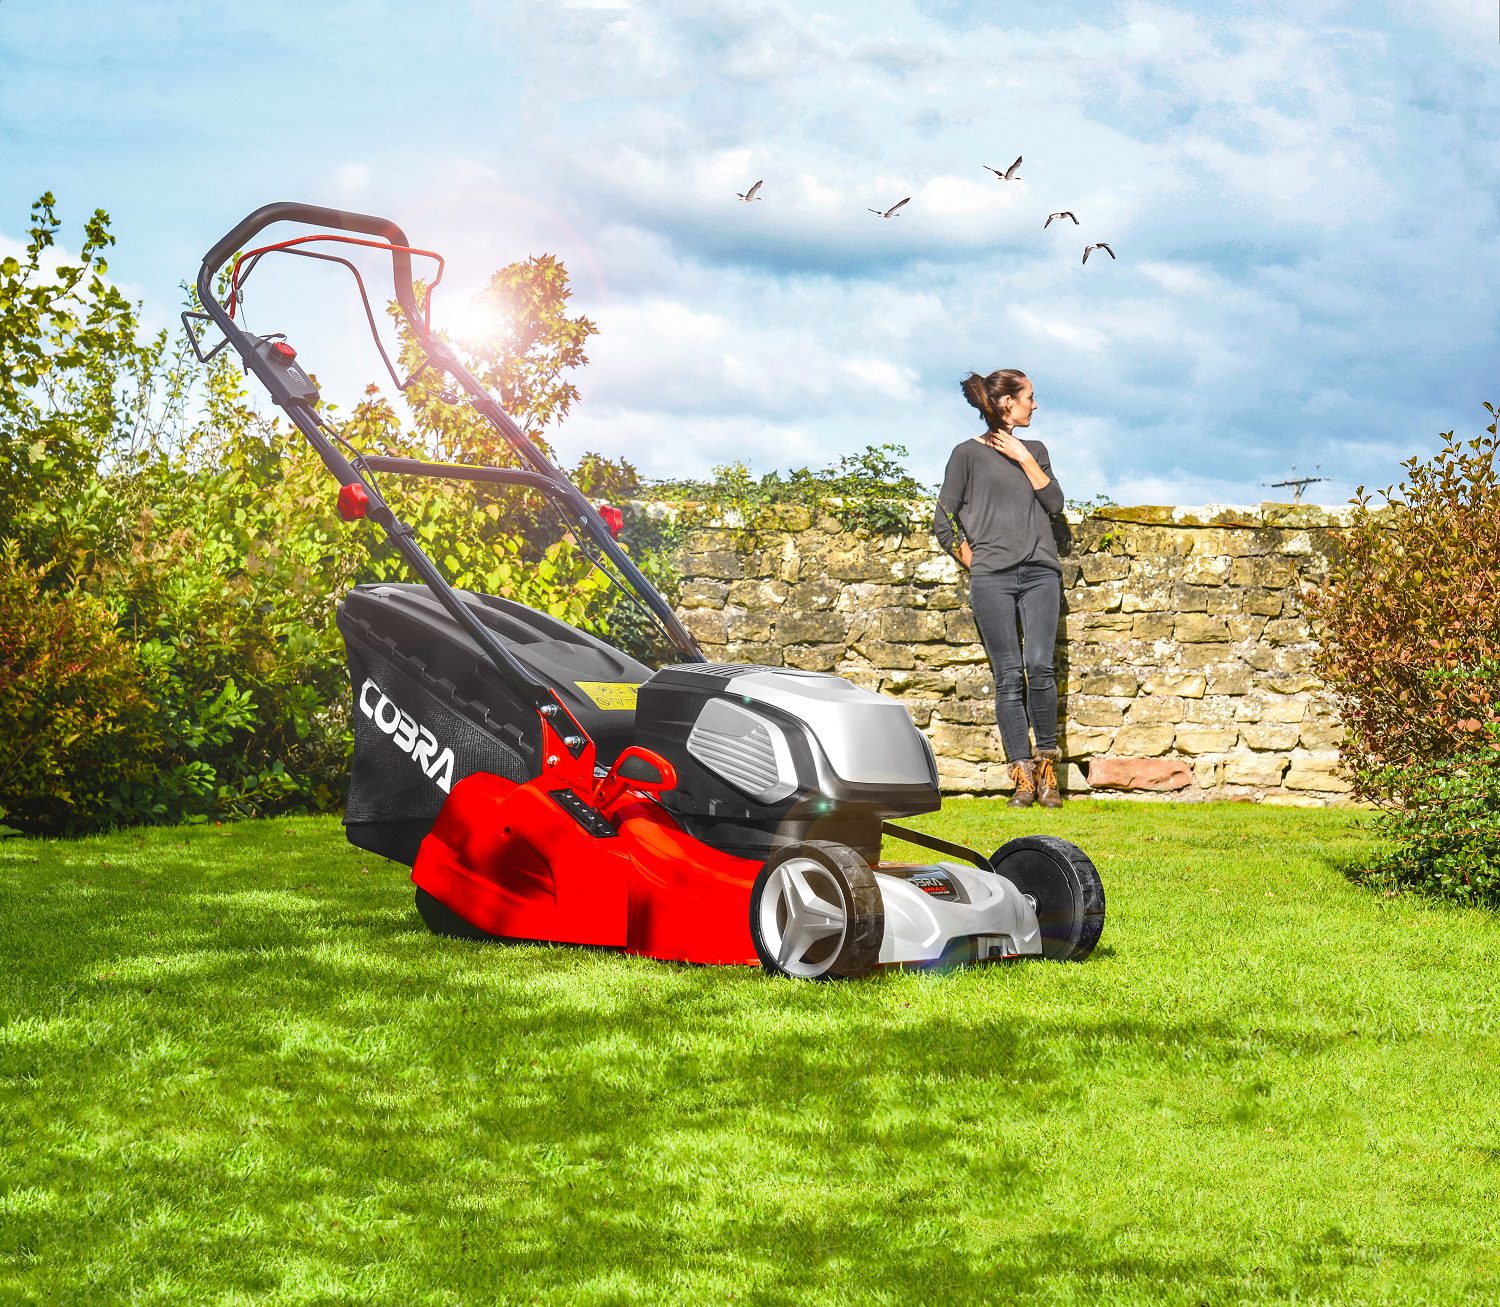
[932,437,1065,574]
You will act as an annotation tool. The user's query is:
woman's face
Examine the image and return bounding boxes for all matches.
[1000,381,1036,429]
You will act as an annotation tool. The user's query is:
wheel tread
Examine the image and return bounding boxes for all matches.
[750,839,884,980]
[990,834,1105,961]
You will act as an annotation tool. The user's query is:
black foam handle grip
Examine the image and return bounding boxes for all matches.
[199,201,420,326]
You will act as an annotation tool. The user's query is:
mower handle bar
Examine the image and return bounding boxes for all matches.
[193,203,705,712]
[199,201,425,328]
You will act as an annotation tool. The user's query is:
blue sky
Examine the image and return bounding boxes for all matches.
[2,0,1498,505]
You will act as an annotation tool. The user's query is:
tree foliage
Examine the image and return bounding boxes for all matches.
[393,253,599,465]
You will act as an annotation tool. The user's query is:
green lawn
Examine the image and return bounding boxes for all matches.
[1,800,1496,1305]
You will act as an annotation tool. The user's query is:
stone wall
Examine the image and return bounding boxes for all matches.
[660,502,1355,805]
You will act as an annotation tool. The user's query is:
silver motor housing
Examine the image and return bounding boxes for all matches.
[633,663,942,861]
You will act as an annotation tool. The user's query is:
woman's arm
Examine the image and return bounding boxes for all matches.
[933,451,971,565]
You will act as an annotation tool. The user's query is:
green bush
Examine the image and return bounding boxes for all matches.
[650,443,934,536]
[1354,739,1500,905]
[0,551,161,833]
[1309,405,1500,905]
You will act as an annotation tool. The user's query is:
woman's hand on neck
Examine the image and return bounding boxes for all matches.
[980,427,1052,491]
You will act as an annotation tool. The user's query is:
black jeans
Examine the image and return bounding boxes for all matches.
[969,562,1061,762]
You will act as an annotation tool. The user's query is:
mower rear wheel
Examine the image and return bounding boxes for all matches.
[990,835,1105,961]
[415,887,495,941]
[749,840,884,980]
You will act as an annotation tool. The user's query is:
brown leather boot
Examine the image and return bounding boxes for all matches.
[1034,748,1064,808]
[1008,758,1038,808]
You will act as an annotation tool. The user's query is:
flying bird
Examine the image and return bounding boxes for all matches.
[1044,211,1079,228]
[737,180,763,202]
[1082,242,1116,264]
[868,197,911,218]
[984,157,1023,181]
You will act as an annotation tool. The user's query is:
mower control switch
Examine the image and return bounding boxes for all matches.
[250,335,320,407]
[337,483,370,521]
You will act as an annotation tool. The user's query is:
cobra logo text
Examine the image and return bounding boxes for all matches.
[358,678,456,793]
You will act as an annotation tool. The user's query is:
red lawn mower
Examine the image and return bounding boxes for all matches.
[191,202,1105,979]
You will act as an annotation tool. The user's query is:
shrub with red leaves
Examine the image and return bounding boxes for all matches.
[1308,404,1500,904]
[0,552,160,834]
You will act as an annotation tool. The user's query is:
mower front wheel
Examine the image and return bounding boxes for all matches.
[749,840,884,980]
[990,835,1105,961]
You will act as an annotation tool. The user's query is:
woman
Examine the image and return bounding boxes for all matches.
[933,369,1066,808]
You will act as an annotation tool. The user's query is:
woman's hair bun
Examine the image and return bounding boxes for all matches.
[961,372,997,424]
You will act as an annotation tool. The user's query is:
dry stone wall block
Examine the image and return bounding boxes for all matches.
[679,579,730,609]
[917,644,990,668]
[725,642,779,665]
[784,645,842,672]
[1141,672,1206,698]
[1113,724,1176,756]
[1223,753,1289,786]
[1132,613,1176,640]
[882,669,957,696]
[850,639,917,669]
[1070,584,1126,613]
[1283,750,1352,792]
[1073,695,1134,727]
[944,611,982,643]
[1183,697,1239,726]
[1182,556,1230,585]
[1121,586,1174,613]
[1060,762,1091,792]
[1244,589,1285,617]
[1179,643,1236,669]
[1175,726,1240,754]
[1059,726,1117,756]
[1081,554,1131,583]
[690,550,743,579]
[778,611,849,644]
[914,555,963,583]
[790,578,842,611]
[1227,616,1270,643]
[1088,757,1193,791]
[728,578,789,608]
[879,609,946,643]
[1176,614,1230,643]
[1299,716,1345,749]
[1126,696,1186,724]
[725,608,773,642]
[1239,721,1302,751]
[1258,697,1308,723]
[1206,667,1254,696]
[930,721,1003,763]
[682,609,728,643]
[933,701,1002,726]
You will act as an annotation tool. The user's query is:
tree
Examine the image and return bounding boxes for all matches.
[395,253,600,466]
[0,193,159,581]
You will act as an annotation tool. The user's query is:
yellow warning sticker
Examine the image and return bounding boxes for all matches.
[576,681,641,711]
